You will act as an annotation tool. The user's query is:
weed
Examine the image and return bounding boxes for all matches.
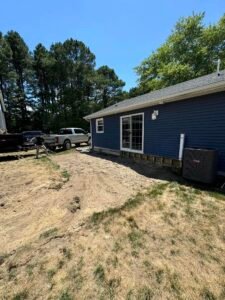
[155,269,164,284]
[57,260,64,269]
[39,227,58,239]
[94,264,105,284]
[107,277,121,299]
[128,230,144,249]
[127,216,139,229]
[143,260,151,268]
[201,287,216,300]
[137,286,154,299]
[26,264,36,277]
[59,290,73,300]
[61,170,70,181]
[69,268,84,290]
[169,272,182,296]
[47,268,57,280]
[107,256,118,268]
[113,241,122,252]
[62,247,72,260]
[12,290,28,300]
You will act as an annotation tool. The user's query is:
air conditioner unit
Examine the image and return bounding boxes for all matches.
[182,148,218,184]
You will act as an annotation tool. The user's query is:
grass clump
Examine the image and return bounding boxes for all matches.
[62,247,72,260]
[61,170,70,181]
[12,290,28,300]
[201,288,216,300]
[39,227,58,239]
[94,264,105,284]
[128,230,144,249]
[47,268,57,280]
[59,290,73,300]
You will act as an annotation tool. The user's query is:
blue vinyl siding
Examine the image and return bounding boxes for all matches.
[92,91,225,173]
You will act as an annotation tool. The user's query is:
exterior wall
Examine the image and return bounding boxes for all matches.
[91,91,225,173]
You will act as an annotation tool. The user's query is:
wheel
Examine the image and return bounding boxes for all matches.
[63,140,71,150]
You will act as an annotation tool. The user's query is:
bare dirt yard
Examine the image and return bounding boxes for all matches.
[0,149,225,300]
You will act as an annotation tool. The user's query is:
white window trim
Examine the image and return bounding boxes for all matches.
[96,118,104,133]
[120,112,144,154]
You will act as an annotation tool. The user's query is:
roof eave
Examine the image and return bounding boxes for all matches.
[84,81,225,121]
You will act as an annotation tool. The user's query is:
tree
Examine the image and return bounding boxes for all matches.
[5,31,33,130]
[94,66,125,108]
[33,43,54,129]
[135,13,225,93]
[0,32,17,130]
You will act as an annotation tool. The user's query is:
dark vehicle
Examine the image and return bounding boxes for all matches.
[0,133,23,152]
[22,131,43,144]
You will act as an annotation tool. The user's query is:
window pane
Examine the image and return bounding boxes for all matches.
[122,117,131,148]
[131,115,142,150]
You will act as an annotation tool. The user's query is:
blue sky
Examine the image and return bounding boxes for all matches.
[0,1,224,90]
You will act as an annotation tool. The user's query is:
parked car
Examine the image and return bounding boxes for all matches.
[43,128,90,151]
[22,131,44,145]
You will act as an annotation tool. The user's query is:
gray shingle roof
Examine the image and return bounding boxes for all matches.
[84,70,225,120]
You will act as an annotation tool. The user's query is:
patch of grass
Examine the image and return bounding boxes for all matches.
[169,272,182,296]
[207,191,225,201]
[57,259,64,269]
[38,156,60,170]
[106,277,121,299]
[107,256,118,268]
[39,227,58,239]
[137,286,154,300]
[62,247,72,260]
[113,241,123,252]
[59,290,73,300]
[147,182,169,198]
[26,263,36,277]
[12,290,28,300]
[128,230,145,249]
[155,269,164,284]
[61,170,70,181]
[68,268,84,290]
[94,264,105,284]
[47,268,57,280]
[201,287,216,300]
[90,183,168,226]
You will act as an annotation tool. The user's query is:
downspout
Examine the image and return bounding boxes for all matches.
[90,119,93,149]
[179,133,185,160]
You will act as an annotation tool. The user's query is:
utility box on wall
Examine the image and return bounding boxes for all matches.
[182,148,218,184]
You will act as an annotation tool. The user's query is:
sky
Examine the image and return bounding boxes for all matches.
[0,0,224,90]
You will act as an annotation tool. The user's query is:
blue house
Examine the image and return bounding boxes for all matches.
[84,71,225,175]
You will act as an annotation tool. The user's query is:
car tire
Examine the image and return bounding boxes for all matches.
[63,140,71,150]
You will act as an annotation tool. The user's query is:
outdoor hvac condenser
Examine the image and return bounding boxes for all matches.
[182,148,218,184]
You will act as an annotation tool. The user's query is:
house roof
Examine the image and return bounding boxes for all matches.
[84,70,225,120]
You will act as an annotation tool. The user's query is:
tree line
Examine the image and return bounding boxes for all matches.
[133,13,225,96]
[0,32,126,132]
[1,13,225,132]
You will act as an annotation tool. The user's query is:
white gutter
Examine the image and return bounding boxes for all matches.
[84,80,225,120]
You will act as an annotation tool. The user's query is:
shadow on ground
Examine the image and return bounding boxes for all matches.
[80,149,225,193]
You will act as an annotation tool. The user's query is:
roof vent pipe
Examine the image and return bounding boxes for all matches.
[217,59,221,76]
